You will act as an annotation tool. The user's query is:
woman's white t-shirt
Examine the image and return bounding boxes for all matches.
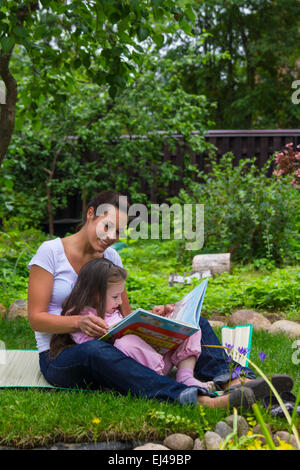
[27,237,123,353]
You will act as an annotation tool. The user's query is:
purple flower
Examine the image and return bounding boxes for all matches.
[225,343,234,350]
[259,352,267,363]
[238,346,250,356]
[232,365,242,379]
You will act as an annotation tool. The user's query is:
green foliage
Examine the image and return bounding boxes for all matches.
[0,219,49,309]
[0,0,195,109]
[170,152,300,266]
[0,222,299,317]
[146,407,207,436]
[81,51,213,204]
[166,0,300,129]
[1,45,214,225]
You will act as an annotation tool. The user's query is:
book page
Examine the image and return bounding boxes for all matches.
[169,278,208,326]
[221,324,253,367]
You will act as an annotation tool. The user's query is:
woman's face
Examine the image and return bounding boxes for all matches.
[87,206,128,254]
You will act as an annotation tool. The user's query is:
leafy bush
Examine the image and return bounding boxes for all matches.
[170,152,300,266]
[0,219,49,309]
[120,240,300,317]
[273,142,300,187]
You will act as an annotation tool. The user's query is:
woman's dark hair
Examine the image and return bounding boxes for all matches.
[76,190,130,232]
[49,258,128,359]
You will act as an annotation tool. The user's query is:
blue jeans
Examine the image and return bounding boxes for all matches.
[39,318,255,404]
[39,339,215,406]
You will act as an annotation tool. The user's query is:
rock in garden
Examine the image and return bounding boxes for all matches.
[133,443,170,450]
[163,434,194,450]
[0,303,6,319]
[193,438,205,450]
[214,421,233,439]
[273,431,298,449]
[268,320,300,339]
[208,320,225,329]
[228,310,272,331]
[204,431,223,450]
[225,415,249,437]
[252,423,273,445]
[7,300,28,320]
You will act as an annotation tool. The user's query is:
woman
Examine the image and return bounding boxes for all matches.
[27,190,289,408]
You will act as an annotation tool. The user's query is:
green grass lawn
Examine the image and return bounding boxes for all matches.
[0,239,299,449]
[0,317,299,449]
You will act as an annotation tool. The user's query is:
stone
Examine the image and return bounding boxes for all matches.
[214,421,233,439]
[193,438,205,450]
[225,415,249,437]
[228,309,272,331]
[0,303,6,319]
[133,443,170,451]
[268,320,300,339]
[163,434,194,450]
[204,431,223,450]
[208,320,225,329]
[7,300,28,320]
[273,431,299,449]
[252,424,273,445]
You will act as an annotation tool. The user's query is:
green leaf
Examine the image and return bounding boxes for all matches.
[1,36,15,53]
[184,5,196,24]
[13,26,27,38]
[137,26,149,42]
[179,19,192,35]
[94,70,107,85]
[108,85,117,99]
[153,33,164,48]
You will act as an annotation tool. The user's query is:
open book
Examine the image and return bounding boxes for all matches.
[100,278,209,354]
[221,324,253,367]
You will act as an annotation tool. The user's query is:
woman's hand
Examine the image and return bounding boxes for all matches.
[77,314,109,338]
[152,304,176,317]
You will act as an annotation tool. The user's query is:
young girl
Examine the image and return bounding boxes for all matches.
[50,258,215,392]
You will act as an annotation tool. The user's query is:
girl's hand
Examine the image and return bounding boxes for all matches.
[152,305,164,316]
[152,304,175,317]
[77,314,109,338]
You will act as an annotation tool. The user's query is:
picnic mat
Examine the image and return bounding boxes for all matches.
[0,349,54,389]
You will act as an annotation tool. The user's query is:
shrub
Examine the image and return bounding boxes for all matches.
[170,152,300,265]
[273,142,300,187]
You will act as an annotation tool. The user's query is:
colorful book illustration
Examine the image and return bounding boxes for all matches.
[100,278,209,354]
[221,324,253,367]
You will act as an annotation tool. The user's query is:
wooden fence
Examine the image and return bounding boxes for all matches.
[51,129,300,234]
[205,129,300,170]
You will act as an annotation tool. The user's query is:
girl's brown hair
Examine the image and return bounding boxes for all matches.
[49,258,127,359]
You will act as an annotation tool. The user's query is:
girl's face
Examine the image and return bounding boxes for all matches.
[87,206,128,254]
[106,280,125,313]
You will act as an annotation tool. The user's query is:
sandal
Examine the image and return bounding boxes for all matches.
[227,374,294,400]
[263,391,300,417]
[228,387,256,410]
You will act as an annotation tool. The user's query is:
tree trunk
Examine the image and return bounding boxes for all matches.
[192,253,231,275]
[0,50,17,166]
